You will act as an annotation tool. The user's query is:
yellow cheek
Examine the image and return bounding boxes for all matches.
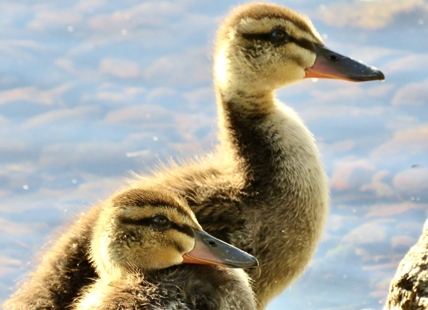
[300,47,316,68]
[263,62,304,88]
[150,248,185,269]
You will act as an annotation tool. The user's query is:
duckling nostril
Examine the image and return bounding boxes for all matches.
[208,240,217,247]
[329,54,339,62]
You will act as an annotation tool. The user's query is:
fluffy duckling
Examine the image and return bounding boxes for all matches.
[5,3,384,310]
[73,188,258,310]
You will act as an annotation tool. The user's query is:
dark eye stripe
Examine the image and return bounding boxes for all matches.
[170,223,194,238]
[119,217,154,226]
[242,32,272,41]
[119,216,194,238]
[242,32,315,52]
[289,37,315,52]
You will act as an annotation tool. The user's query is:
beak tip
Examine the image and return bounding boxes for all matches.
[357,68,385,82]
[252,257,260,268]
[367,65,385,81]
[376,70,386,81]
[238,255,259,269]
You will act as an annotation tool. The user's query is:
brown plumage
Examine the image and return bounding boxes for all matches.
[4,3,384,310]
[73,266,256,310]
[72,188,256,310]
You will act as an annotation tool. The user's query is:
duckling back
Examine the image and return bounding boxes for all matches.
[3,206,101,310]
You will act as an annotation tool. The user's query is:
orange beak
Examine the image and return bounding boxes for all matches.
[305,44,385,82]
[182,229,259,269]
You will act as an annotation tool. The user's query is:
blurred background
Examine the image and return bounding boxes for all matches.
[0,0,427,309]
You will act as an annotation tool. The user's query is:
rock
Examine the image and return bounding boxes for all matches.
[385,219,428,309]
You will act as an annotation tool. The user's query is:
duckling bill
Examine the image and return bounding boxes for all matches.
[305,44,385,81]
[184,229,259,268]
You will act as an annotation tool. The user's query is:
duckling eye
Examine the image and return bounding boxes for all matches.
[152,215,169,227]
[270,29,288,45]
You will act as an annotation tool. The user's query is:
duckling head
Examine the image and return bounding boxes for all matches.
[91,188,258,277]
[214,3,384,98]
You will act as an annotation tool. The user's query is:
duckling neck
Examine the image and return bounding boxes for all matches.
[217,88,325,200]
[217,87,328,304]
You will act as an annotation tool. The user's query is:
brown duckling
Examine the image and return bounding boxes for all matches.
[73,188,257,310]
[4,3,384,310]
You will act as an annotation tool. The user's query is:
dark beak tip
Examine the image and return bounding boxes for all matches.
[240,255,259,269]
[365,64,385,81]
[252,257,260,268]
[343,66,385,83]
[376,70,386,81]
[222,248,259,269]
[357,68,385,82]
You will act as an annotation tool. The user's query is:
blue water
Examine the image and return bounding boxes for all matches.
[1,1,427,309]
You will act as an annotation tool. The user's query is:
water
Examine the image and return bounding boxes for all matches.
[1,1,427,309]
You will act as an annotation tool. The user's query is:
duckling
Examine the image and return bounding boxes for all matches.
[73,188,258,310]
[4,3,384,310]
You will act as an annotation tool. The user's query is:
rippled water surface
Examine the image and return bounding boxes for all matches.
[1,1,428,309]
